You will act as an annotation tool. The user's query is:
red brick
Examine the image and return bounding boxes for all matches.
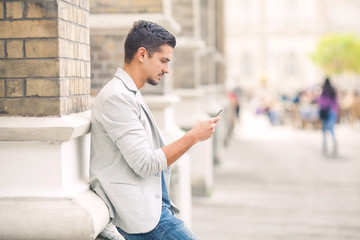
[6,2,23,19]
[26,78,60,97]
[5,79,24,98]
[0,97,61,116]
[0,20,58,38]
[7,40,24,59]
[0,80,4,97]
[25,1,58,18]
[0,59,59,78]
[25,39,58,58]
[0,2,4,19]
[0,41,4,58]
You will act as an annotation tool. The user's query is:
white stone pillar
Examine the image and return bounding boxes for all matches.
[202,85,230,165]
[173,88,215,196]
[0,112,109,240]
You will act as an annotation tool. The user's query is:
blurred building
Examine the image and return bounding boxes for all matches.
[226,0,360,95]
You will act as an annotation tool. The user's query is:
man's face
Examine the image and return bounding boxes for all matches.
[144,45,173,86]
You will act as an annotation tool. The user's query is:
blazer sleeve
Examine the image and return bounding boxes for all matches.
[97,92,168,178]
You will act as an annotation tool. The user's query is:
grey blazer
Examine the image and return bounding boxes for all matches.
[90,68,173,233]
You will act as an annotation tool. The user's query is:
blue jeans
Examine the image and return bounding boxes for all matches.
[322,111,337,151]
[116,206,199,240]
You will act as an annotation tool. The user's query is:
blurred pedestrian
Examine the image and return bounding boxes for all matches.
[227,90,240,121]
[317,77,338,156]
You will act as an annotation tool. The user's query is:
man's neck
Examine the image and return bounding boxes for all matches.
[123,64,145,90]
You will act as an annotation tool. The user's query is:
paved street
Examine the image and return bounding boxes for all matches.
[191,110,360,240]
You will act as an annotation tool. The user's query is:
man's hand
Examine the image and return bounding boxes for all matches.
[162,116,221,167]
[188,117,221,143]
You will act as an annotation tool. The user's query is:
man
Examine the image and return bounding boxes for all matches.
[90,20,220,240]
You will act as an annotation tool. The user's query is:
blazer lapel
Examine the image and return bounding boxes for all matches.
[136,92,166,147]
[114,68,166,147]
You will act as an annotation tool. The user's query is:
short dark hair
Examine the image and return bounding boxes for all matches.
[124,20,176,64]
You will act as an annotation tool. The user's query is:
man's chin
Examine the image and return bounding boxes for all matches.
[147,78,160,86]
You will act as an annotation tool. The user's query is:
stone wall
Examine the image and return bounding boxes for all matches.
[90,34,125,94]
[0,0,90,116]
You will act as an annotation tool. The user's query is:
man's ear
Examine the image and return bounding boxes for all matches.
[137,47,147,62]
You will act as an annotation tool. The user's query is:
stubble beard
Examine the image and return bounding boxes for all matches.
[146,74,163,86]
[146,78,159,86]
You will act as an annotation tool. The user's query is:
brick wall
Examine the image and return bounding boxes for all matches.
[90,34,125,95]
[0,0,90,116]
[90,0,162,14]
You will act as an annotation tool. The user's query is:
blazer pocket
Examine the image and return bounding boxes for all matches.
[109,182,141,201]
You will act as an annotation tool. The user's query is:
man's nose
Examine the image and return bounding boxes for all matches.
[163,64,170,74]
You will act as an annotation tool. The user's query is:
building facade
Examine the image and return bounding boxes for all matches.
[226,0,360,95]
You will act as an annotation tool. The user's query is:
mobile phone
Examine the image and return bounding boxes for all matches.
[215,108,223,117]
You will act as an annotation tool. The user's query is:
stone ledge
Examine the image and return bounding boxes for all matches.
[0,110,91,142]
[0,189,109,240]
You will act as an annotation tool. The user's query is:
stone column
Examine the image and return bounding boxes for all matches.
[198,0,230,166]
[171,0,215,196]
[0,1,108,239]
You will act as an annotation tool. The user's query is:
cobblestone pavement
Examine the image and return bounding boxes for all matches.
[191,111,360,240]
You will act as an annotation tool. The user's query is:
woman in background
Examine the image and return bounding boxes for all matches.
[318,77,338,156]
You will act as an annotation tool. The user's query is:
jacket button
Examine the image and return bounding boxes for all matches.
[155,193,160,199]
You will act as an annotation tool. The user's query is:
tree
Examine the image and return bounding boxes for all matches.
[311,34,360,75]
